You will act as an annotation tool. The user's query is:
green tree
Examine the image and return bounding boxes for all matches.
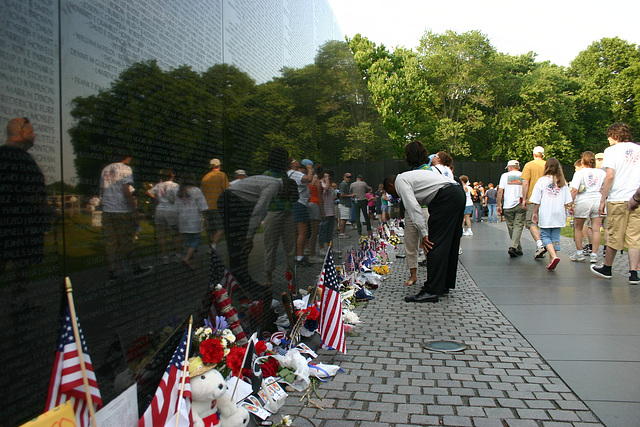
[416,30,496,157]
[569,37,640,136]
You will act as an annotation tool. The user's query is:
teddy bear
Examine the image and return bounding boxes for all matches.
[217,393,250,427]
[189,356,250,427]
[189,357,227,427]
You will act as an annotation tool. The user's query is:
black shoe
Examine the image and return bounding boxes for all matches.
[296,257,311,267]
[404,292,439,303]
[590,264,612,279]
[629,271,639,285]
[133,266,153,277]
[418,259,428,267]
[508,247,518,258]
[516,249,523,256]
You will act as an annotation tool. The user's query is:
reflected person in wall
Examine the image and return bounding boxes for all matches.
[0,118,53,283]
[218,148,295,289]
[100,147,152,280]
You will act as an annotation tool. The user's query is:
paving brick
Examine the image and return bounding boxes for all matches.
[505,420,540,427]
[409,415,441,425]
[442,415,473,426]
[456,406,486,417]
[548,410,581,422]
[516,408,551,420]
[474,418,507,427]
[427,405,456,415]
[485,408,516,418]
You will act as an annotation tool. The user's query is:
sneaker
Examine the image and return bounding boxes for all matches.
[534,246,547,259]
[590,253,598,263]
[338,233,349,239]
[570,253,585,262]
[459,247,462,255]
[508,247,518,258]
[296,257,311,267]
[133,266,153,277]
[629,271,639,285]
[467,229,473,236]
[547,257,560,270]
[590,264,612,279]
[308,255,324,264]
[515,249,523,256]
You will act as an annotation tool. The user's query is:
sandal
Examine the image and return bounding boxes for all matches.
[404,278,417,286]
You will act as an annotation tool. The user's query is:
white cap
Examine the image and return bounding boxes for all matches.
[533,146,544,155]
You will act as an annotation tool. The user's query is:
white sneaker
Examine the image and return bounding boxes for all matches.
[590,253,598,263]
[467,229,473,236]
[308,255,324,264]
[570,252,585,262]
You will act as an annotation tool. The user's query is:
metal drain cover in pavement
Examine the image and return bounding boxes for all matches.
[422,340,468,353]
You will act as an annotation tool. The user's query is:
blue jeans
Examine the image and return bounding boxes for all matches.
[487,203,497,222]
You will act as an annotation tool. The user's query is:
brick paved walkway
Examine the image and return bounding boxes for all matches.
[274,235,604,426]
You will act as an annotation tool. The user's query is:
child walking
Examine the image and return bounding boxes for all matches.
[529,158,573,270]
[175,172,208,270]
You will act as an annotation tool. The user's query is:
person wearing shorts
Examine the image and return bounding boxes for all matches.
[569,152,605,263]
[591,123,640,284]
[338,173,352,237]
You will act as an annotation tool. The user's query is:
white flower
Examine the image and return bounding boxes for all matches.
[220,338,228,348]
[195,327,204,335]
[224,348,230,357]
[204,327,212,336]
[282,415,293,426]
[223,331,236,343]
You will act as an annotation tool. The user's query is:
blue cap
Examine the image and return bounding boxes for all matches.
[428,154,436,166]
[301,159,314,166]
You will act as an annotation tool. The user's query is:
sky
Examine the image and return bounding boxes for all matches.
[326,0,640,67]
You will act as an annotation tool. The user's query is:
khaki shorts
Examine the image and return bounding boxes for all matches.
[525,203,537,229]
[338,204,350,220]
[605,202,640,250]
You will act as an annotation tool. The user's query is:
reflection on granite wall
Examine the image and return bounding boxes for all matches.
[0,0,366,424]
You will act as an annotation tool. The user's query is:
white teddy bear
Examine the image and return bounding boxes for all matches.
[189,356,250,427]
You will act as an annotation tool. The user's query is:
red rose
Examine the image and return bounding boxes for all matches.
[260,357,280,378]
[200,338,224,364]
[226,346,245,376]
[285,270,293,281]
[306,305,320,321]
[255,340,267,356]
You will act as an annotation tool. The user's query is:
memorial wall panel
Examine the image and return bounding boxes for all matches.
[0,0,365,424]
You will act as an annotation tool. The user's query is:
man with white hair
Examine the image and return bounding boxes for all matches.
[522,146,547,259]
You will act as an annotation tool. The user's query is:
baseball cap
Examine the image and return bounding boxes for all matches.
[505,160,519,169]
[210,158,221,167]
[234,169,246,176]
[595,152,604,160]
[533,146,544,155]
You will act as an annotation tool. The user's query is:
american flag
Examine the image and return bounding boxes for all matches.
[46,306,102,427]
[318,248,346,353]
[139,329,192,427]
[222,268,240,297]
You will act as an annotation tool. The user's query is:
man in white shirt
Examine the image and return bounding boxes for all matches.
[100,148,152,280]
[590,123,640,284]
[384,170,465,302]
[497,160,526,257]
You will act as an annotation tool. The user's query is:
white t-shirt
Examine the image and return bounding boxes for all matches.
[529,176,572,228]
[175,187,208,233]
[570,168,606,203]
[287,169,309,204]
[148,181,179,211]
[432,165,455,181]
[602,142,640,201]
[100,162,134,213]
[498,170,523,209]
[464,185,473,207]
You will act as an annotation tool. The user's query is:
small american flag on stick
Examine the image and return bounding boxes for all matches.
[318,247,346,353]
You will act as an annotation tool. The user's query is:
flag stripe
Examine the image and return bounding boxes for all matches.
[139,329,192,427]
[318,248,346,353]
[46,306,102,427]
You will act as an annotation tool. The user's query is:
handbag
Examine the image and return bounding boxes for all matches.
[577,174,586,193]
